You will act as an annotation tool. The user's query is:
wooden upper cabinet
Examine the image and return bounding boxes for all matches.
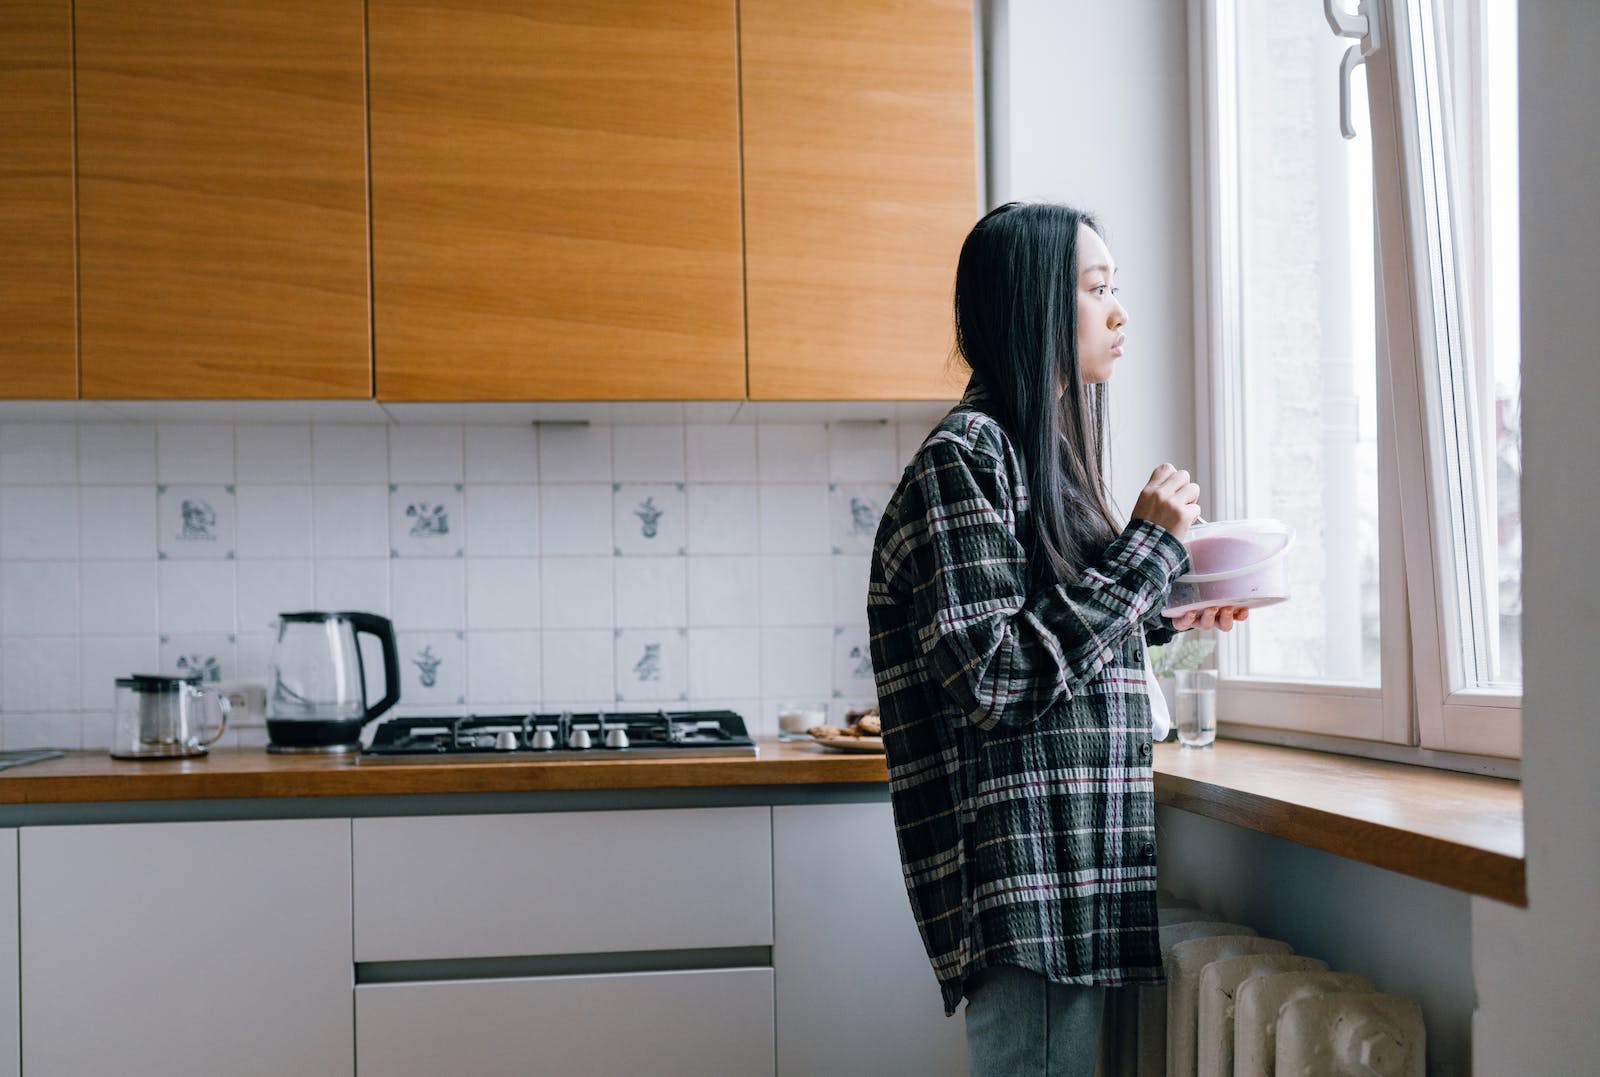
[742,0,978,400]
[369,1,745,401]
[75,0,370,399]
[0,0,76,398]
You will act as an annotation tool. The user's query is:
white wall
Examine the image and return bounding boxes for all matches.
[986,0,1196,512]
[1470,3,1600,1071]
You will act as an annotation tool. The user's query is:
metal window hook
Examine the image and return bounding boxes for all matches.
[1325,0,1383,140]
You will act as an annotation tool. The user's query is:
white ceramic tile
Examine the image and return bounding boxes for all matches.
[686,556,760,627]
[687,627,761,698]
[236,560,314,633]
[686,425,758,482]
[538,424,612,482]
[390,484,465,557]
[832,626,877,700]
[156,424,234,483]
[466,630,542,705]
[156,485,235,559]
[615,628,687,702]
[157,561,236,635]
[234,485,313,558]
[613,425,685,482]
[391,559,466,630]
[539,484,613,555]
[758,556,834,626]
[828,421,898,481]
[79,423,156,484]
[758,484,831,554]
[312,485,389,557]
[684,402,745,424]
[614,558,687,628]
[2,638,78,711]
[757,424,828,482]
[540,558,614,629]
[760,626,833,698]
[752,403,833,425]
[3,713,81,751]
[830,483,894,554]
[0,486,79,559]
[464,485,539,556]
[234,632,275,684]
[397,630,466,706]
[2,561,78,635]
[235,424,313,483]
[898,420,935,466]
[541,629,615,702]
[81,635,162,712]
[160,633,237,684]
[80,561,158,635]
[611,403,685,425]
[0,422,76,484]
[79,486,158,560]
[313,559,390,615]
[833,554,872,626]
[312,424,389,483]
[685,485,758,555]
[466,559,541,630]
[389,424,464,482]
[465,426,539,482]
[614,484,686,555]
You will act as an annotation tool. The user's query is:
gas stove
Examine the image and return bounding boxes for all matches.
[360,709,757,763]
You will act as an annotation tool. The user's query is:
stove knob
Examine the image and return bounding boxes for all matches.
[494,730,519,751]
[604,728,630,750]
[567,728,592,750]
[530,729,556,751]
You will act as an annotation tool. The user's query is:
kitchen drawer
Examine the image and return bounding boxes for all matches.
[352,807,772,961]
[356,968,775,1077]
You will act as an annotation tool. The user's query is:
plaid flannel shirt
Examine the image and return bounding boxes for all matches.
[867,385,1190,1015]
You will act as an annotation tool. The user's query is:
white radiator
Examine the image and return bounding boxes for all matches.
[1099,898,1426,1077]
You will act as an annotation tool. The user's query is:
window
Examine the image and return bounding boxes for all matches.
[1191,0,1521,758]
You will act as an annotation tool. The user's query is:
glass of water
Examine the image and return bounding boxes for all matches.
[1173,669,1218,749]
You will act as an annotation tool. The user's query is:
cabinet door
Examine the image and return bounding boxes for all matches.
[75,0,370,399]
[773,802,968,1075]
[0,0,75,398]
[21,819,353,1077]
[356,969,775,1077]
[369,0,745,401]
[0,831,16,1077]
[742,0,978,401]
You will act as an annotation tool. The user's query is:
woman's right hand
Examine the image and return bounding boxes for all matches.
[1131,463,1202,541]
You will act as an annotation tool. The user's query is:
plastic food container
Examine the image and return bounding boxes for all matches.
[1161,518,1295,618]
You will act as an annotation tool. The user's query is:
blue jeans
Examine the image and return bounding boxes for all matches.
[964,965,1105,1076]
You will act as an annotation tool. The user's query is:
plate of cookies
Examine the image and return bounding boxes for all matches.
[807,707,884,753]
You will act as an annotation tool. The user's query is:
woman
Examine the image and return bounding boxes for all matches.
[867,202,1247,1075]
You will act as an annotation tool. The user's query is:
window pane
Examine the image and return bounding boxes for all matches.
[1226,0,1381,685]
[1427,0,1522,688]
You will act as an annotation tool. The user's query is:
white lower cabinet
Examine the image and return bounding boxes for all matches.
[0,831,17,1077]
[19,819,354,1077]
[773,802,969,1076]
[356,968,775,1076]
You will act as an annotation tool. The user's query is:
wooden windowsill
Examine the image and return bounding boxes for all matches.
[1153,739,1526,906]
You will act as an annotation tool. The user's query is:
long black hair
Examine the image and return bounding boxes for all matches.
[953,202,1121,584]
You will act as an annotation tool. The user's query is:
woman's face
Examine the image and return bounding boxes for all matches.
[1075,223,1128,385]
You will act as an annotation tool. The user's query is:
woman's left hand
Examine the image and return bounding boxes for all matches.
[1171,605,1251,632]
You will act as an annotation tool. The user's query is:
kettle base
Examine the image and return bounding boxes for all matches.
[266,741,360,755]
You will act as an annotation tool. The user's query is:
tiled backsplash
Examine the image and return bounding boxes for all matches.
[0,406,950,750]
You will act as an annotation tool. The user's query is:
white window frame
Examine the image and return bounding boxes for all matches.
[1189,0,1521,763]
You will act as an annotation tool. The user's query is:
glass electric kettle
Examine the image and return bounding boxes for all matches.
[266,611,399,753]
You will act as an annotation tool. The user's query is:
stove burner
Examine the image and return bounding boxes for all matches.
[360,709,757,763]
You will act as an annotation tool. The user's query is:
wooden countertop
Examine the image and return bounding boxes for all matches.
[0,735,1524,906]
[0,738,889,804]
[1153,740,1526,906]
